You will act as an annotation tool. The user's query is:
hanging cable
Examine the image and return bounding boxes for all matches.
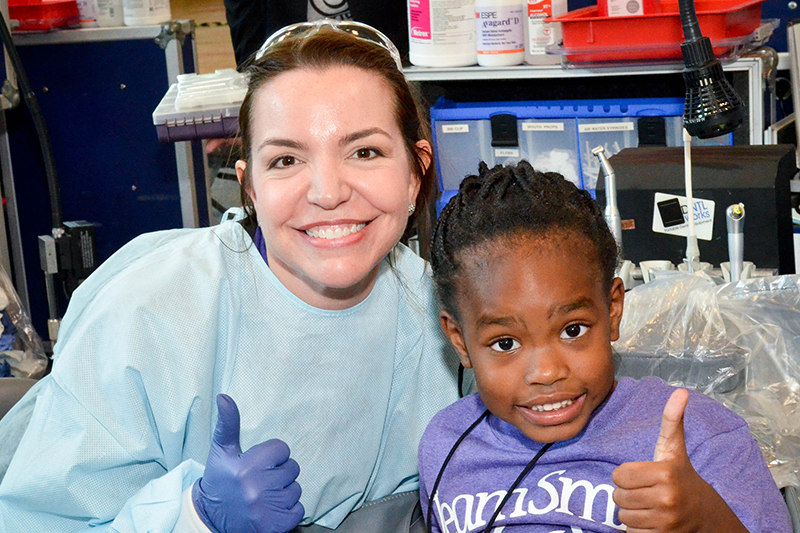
[0,10,62,230]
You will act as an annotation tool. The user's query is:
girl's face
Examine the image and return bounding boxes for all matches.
[441,233,624,443]
[237,66,427,309]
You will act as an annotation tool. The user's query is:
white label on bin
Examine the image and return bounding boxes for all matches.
[442,124,470,133]
[522,122,565,131]
[651,192,715,241]
[495,148,520,157]
[578,122,635,133]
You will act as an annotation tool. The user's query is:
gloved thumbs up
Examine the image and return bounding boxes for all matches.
[192,394,305,533]
[210,393,243,455]
[653,388,690,463]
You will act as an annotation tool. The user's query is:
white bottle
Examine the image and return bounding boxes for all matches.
[123,0,171,26]
[77,0,98,27]
[524,0,566,65]
[94,0,125,26]
[475,0,524,66]
[408,0,477,67]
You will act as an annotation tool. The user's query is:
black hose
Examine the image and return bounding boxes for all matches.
[678,0,703,42]
[0,10,62,229]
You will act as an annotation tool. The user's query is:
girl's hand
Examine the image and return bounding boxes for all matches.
[612,389,748,533]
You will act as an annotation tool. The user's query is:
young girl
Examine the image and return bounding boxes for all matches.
[421,161,790,533]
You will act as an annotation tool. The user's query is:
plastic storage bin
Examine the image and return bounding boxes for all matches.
[9,0,80,32]
[548,0,765,62]
[152,69,247,143]
[430,97,732,212]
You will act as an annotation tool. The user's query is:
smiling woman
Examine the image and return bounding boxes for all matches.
[238,66,426,309]
[0,20,463,533]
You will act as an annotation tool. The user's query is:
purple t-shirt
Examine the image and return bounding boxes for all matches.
[418,376,791,533]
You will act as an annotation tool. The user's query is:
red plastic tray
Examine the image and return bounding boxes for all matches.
[9,0,80,32]
[548,0,764,63]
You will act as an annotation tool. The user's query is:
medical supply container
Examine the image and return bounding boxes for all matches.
[122,0,170,26]
[407,0,477,67]
[430,97,732,212]
[8,0,80,32]
[549,0,766,62]
[152,69,246,143]
[93,0,124,26]
[475,0,525,66]
[524,0,566,64]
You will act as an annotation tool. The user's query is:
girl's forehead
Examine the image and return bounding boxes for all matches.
[452,233,609,321]
[461,230,585,263]
[456,231,602,288]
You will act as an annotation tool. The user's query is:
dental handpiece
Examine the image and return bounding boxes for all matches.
[592,146,623,251]
[726,203,745,282]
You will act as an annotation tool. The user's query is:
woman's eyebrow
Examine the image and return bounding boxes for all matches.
[339,127,390,147]
[256,138,307,153]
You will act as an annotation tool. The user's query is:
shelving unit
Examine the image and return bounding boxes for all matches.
[0,24,204,334]
[404,55,766,146]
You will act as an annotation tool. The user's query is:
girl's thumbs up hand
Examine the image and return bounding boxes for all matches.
[612,389,707,533]
[653,388,690,463]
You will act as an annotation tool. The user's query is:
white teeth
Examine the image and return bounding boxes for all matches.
[530,399,574,412]
[306,223,366,239]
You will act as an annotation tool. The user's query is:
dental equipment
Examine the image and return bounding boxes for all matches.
[678,0,744,139]
[726,203,745,282]
[683,129,701,267]
[592,145,623,252]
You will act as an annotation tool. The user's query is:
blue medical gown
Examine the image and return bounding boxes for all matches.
[0,213,462,532]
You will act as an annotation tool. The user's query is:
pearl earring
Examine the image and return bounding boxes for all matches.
[408,204,416,215]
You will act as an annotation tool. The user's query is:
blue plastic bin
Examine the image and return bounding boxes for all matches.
[430,97,732,213]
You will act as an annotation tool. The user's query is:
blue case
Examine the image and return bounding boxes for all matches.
[430,97,732,212]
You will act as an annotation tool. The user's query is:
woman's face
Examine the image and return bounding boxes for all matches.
[237,66,426,309]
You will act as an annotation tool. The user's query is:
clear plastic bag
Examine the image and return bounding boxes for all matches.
[614,270,800,488]
[0,265,47,378]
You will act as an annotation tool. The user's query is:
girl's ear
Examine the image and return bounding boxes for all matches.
[440,310,472,369]
[608,277,625,342]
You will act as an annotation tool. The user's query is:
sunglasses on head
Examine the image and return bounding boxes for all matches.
[256,19,404,71]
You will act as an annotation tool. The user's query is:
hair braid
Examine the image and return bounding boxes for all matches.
[430,160,619,318]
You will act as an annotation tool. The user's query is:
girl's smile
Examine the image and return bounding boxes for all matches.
[517,392,585,426]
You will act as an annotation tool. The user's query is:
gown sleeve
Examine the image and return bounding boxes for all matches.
[0,230,226,533]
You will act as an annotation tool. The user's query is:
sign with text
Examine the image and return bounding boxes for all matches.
[652,192,715,240]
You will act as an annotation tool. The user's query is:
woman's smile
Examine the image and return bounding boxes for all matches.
[304,223,367,240]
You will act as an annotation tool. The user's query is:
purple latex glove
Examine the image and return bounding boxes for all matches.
[192,394,304,533]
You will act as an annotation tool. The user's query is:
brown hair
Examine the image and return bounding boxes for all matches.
[237,28,438,257]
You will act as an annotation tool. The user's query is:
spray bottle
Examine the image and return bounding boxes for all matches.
[524,0,566,65]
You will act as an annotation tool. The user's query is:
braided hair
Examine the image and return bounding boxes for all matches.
[430,160,619,319]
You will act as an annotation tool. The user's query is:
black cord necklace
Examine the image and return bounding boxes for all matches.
[426,409,554,533]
